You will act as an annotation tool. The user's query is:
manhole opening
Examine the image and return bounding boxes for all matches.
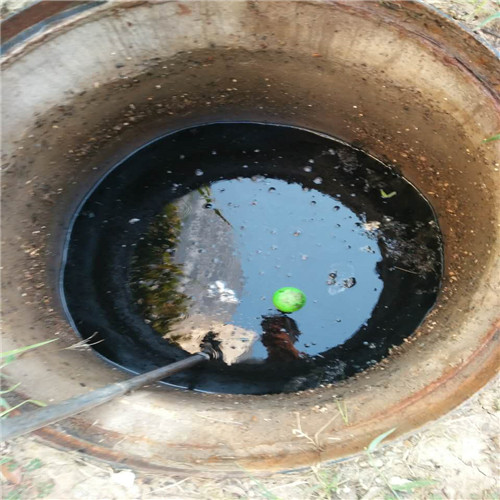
[63,123,443,394]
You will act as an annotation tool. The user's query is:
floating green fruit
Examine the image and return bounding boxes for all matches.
[272,287,306,313]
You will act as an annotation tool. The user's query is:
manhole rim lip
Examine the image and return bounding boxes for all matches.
[27,319,499,474]
[2,0,499,473]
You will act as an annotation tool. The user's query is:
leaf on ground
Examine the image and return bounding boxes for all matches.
[36,480,55,498]
[24,458,43,472]
[1,463,22,485]
[367,427,397,453]
[380,189,397,199]
[0,396,11,410]
[483,133,500,143]
[6,488,25,500]
[392,479,437,492]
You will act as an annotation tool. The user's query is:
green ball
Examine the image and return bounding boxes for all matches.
[272,287,306,313]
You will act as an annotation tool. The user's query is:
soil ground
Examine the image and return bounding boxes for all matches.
[1,0,499,499]
[1,380,498,500]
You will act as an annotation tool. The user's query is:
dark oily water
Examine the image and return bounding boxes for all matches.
[132,179,383,363]
[63,123,443,394]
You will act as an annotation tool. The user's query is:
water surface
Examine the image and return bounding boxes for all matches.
[64,123,443,393]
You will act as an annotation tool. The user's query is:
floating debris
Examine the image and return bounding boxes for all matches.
[380,189,397,199]
[343,277,357,288]
[363,221,381,231]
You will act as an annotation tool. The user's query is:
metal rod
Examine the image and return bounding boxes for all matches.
[1,352,209,441]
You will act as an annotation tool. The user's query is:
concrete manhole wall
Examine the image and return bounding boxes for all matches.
[1,1,499,473]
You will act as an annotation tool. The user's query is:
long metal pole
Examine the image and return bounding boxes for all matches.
[1,352,209,441]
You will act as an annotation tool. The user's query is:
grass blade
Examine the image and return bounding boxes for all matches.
[367,428,397,453]
[483,133,500,143]
[0,383,21,395]
[1,339,58,359]
[0,399,46,418]
[392,479,437,492]
[475,11,500,29]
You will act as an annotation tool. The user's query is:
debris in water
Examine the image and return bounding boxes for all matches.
[360,246,375,254]
[327,272,337,285]
[363,221,381,231]
[343,277,357,288]
[380,189,397,199]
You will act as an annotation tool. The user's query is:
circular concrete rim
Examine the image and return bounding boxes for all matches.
[1,0,499,475]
